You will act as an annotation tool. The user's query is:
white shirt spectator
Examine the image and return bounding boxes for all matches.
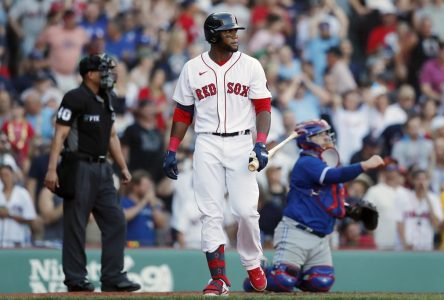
[365,183,410,250]
[0,186,36,247]
[395,190,443,251]
[333,107,370,165]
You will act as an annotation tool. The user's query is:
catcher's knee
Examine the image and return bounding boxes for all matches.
[243,263,299,293]
[299,266,335,292]
[266,264,300,292]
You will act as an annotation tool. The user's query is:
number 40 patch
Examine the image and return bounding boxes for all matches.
[57,107,72,121]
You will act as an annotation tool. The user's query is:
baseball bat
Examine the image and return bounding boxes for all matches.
[248,131,299,172]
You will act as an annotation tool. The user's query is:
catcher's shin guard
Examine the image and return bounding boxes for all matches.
[205,245,231,287]
[299,266,335,292]
[266,264,299,292]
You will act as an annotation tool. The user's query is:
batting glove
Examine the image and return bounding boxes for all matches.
[250,142,268,172]
[163,150,178,180]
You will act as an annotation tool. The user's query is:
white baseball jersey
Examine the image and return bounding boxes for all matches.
[172,51,271,133]
[395,190,443,250]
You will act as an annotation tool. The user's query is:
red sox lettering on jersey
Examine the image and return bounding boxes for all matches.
[195,82,249,100]
[173,51,271,133]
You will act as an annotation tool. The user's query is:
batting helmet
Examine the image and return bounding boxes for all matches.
[204,12,245,44]
[295,119,334,150]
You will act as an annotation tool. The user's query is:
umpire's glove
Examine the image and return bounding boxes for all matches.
[163,150,178,180]
[250,142,268,172]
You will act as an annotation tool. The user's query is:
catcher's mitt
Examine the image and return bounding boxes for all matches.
[345,199,379,231]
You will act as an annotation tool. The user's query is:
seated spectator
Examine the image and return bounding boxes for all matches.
[121,170,169,247]
[396,169,443,251]
[0,163,36,247]
[338,219,376,249]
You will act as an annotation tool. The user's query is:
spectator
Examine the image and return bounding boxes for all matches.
[279,76,320,123]
[432,137,444,194]
[364,157,409,250]
[277,45,301,81]
[0,89,12,127]
[304,20,340,84]
[1,102,35,171]
[419,41,444,102]
[366,3,398,55]
[248,14,286,56]
[79,1,108,41]
[121,100,165,183]
[408,16,440,92]
[121,170,169,247]
[8,0,52,56]
[367,84,405,137]
[22,88,54,143]
[0,163,36,248]
[37,9,89,92]
[396,169,443,250]
[338,219,376,249]
[391,114,435,173]
[104,18,137,67]
[350,134,382,183]
[325,46,357,95]
[332,90,370,165]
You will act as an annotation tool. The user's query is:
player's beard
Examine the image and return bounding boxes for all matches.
[222,43,238,53]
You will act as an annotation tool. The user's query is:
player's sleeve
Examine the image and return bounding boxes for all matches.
[56,91,84,126]
[323,163,364,185]
[172,63,195,106]
[248,58,272,99]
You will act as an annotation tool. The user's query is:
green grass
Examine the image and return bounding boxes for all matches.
[1,293,444,300]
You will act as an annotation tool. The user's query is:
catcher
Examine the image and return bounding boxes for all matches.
[244,119,383,293]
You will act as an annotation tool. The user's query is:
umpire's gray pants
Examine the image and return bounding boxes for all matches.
[63,161,126,286]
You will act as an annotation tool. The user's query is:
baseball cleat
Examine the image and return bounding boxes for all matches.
[203,279,229,296]
[247,266,267,291]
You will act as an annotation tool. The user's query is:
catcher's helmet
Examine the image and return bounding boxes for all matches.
[204,12,245,44]
[295,119,334,150]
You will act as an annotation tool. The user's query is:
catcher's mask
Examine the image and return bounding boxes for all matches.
[296,119,339,167]
[204,12,245,44]
[79,53,116,90]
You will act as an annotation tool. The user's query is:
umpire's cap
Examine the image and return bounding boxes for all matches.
[78,53,114,77]
[204,12,245,44]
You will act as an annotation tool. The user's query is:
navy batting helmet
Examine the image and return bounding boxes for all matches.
[295,119,334,150]
[204,12,245,44]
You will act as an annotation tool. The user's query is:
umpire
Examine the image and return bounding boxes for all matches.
[44,53,140,293]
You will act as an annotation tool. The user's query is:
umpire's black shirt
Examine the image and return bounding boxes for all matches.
[56,83,115,157]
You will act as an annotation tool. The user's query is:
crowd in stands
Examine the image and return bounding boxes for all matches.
[0,0,443,251]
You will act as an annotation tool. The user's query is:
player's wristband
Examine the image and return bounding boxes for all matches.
[256,132,267,144]
[168,136,181,152]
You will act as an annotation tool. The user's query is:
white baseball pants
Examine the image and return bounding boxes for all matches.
[193,133,263,270]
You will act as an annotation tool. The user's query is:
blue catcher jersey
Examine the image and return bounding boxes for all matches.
[283,154,346,235]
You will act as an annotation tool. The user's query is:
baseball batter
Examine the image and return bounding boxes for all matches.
[163,12,271,296]
[242,120,384,293]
